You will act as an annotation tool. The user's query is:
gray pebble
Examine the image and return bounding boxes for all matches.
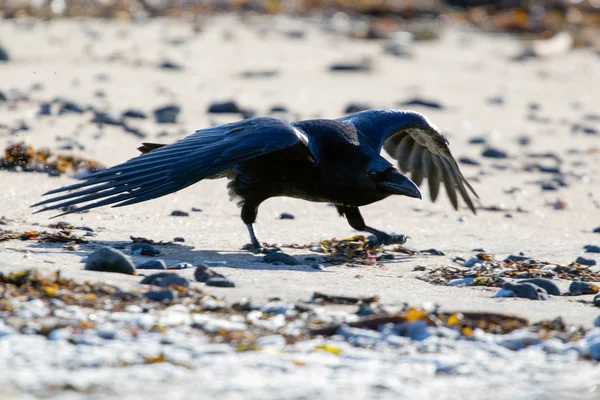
[84,247,136,275]
[154,105,180,124]
[0,44,9,61]
[482,147,508,159]
[173,237,185,242]
[48,328,71,341]
[144,290,175,302]
[413,265,426,271]
[137,259,167,270]
[576,256,597,266]
[505,254,530,262]
[584,245,600,254]
[140,273,189,288]
[468,136,487,145]
[278,212,295,220]
[502,282,548,300]
[420,248,445,256]
[593,227,600,233]
[131,243,161,256]
[569,281,599,295]
[194,264,222,282]
[170,210,189,217]
[594,295,600,307]
[263,252,300,265]
[311,264,324,270]
[159,60,183,70]
[458,157,480,166]
[517,278,560,296]
[122,109,147,119]
[92,110,123,126]
[205,277,235,287]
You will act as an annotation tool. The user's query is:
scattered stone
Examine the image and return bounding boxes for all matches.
[517,136,531,146]
[131,243,161,256]
[38,102,52,115]
[58,101,85,114]
[449,277,475,287]
[328,59,371,72]
[593,227,600,233]
[501,282,548,300]
[137,260,167,270]
[84,247,136,275]
[468,136,487,145]
[263,252,300,266]
[194,263,223,282]
[505,254,530,262]
[269,105,288,113]
[191,207,203,212]
[173,262,193,269]
[207,100,242,114]
[482,147,508,159]
[344,103,370,113]
[576,256,597,266]
[0,44,9,61]
[144,290,175,302]
[159,60,183,70]
[398,98,443,109]
[584,245,600,254]
[540,181,558,191]
[487,95,504,105]
[170,210,189,217]
[122,109,147,119]
[413,265,426,271]
[594,294,600,307]
[173,237,185,242]
[154,105,180,124]
[92,111,123,126]
[517,278,560,296]
[420,249,444,256]
[240,70,278,78]
[0,91,6,102]
[278,212,295,220]
[569,281,599,295]
[140,272,189,287]
[458,157,480,166]
[205,277,235,287]
[123,124,148,138]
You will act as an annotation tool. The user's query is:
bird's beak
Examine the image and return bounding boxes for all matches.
[378,171,422,199]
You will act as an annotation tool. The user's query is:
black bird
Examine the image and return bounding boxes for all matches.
[33,109,478,252]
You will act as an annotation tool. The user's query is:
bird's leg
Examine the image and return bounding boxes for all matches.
[336,206,407,249]
[241,199,280,254]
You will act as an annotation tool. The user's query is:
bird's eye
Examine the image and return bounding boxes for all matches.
[368,169,378,178]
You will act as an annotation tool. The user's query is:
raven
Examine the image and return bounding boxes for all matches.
[33,109,478,252]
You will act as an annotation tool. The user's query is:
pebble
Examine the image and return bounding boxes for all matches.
[205,277,236,288]
[398,98,443,109]
[458,157,480,166]
[449,277,474,287]
[278,212,295,220]
[84,247,136,275]
[92,110,124,126]
[463,256,485,268]
[159,60,184,70]
[501,282,548,300]
[269,105,288,113]
[154,105,180,124]
[569,281,599,295]
[48,328,72,341]
[413,265,426,271]
[263,252,300,266]
[505,254,530,262]
[207,100,243,114]
[468,136,487,145]
[487,95,504,105]
[140,273,189,288]
[131,243,160,256]
[344,103,370,113]
[0,91,6,102]
[240,69,278,78]
[576,256,597,266]
[584,245,600,254]
[144,290,175,302]
[173,237,185,242]
[517,278,560,296]
[420,248,445,256]
[260,301,289,314]
[481,147,508,159]
[58,100,85,114]
[122,109,147,119]
[170,210,189,217]
[123,124,148,138]
[173,262,193,269]
[0,44,9,61]
[136,259,167,270]
[194,263,222,282]
[328,60,371,72]
[517,136,531,146]
[593,227,600,233]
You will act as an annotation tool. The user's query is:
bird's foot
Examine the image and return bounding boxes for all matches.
[365,233,408,250]
[242,243,281,254]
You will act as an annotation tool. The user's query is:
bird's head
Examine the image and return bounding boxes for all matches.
[366,158,422,199]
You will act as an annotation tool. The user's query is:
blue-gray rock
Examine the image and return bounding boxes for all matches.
[208,101,242,114]
[517,278,560,296]
[154,105,180,124]
[505,254,530,262]
[122,109,147,119]
[58,101,85,114]
[194,263,222,282]
[458,157,480,166]
[584,245,600,254]
[482,147,508,159]
[569,281,599,295]
[144,290,175,302]
[576,256,597,266]
[0,44,9,61]
[140,272,189,288]
[594,294,600,307]
[92,111,123,126]
[468,137,487,145]
[173,237,185,242]
[159,60,183,70]
[131,243,160,256]
[278,212,295,220]
[269,105,288,113]
[170,210,189,217]
[205,277,235,287]
[137,259,167,270]
[398,98,443,109]
[38,102,52,115]
[263,252,300,265]
[84,247,136,275]
[593,227,600,233]
[123,125,148,138]
[420,248,445,256]
[502,282,548,300]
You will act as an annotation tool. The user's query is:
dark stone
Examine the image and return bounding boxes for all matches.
[328,61,371,73]
[576,256,597,266]
[123,124,148,138]
[84,247,136,275]
[344,103,370,114]
[569,281,599,295]
[593,227,600,233]
[502,282,548,300]
[517,136,531,146]
[240,70,278,78]
[92,111,124,126]
[0,91,6,102]
[38,102,52,115]
[398,98,443,109]
[458,157,480,166]
[482,147,508,159]
[173,237,185,242]
[269,105,288,113]
[195,264,219,282]
[0,44,9,61]
[205,277,236,287]
[159,60,184,70]
[207,101,242,114]
[59,101,85,114]
[468,137,487,145]
[278,212,295,220]
[154,105,180,124]
[263,252,300,266]
[505,254,530,262]
[413,265,426,271]
[140,272,189,287]
[517,278,560,296]
[594,294,600,307]
[420,249,445,256]
[131,243,161,256]
[311,264,324,270]
[144,290,175,302]
[584,245,600,254]
[170,210,189,217]
[487,96,504,105]
[191,207,203,212]
[137,260,167,270]
[122,109,147,119]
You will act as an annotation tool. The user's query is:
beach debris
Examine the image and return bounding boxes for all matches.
[0,44,8,61]
[576,256,597,267]
[170,262,193,270]
[154,104,181,124]
[159,59,184,70]
[194,263,224,282]
[310,292,379,305]
[398,98,444,109]
[517,278,560,296]
[130,236,174,245]
[122,109,147,119]
[594,227,600,234]
[137,260,167,270]
[481,147,508,159]
[173,237,185,242]
[140,272,189,288]
[328,58,372,72]
[84,248,136,275]
[170,210,189,217]
[131,243,161,256]
[278,212,295,220]
[239,69,278,79]
[0,228,88,244]
[205,277,235,288]
[144,290,175,302]
[458,157,480,166]
[568,281,599,295]
[92,110,124,126]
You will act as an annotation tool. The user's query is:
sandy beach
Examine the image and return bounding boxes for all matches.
[1,12,600,399]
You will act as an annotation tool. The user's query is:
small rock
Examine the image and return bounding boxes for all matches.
[159,60,184,70]
[593,227,600,233]
[92,111,123,126]
[344,103,370,113]
[131,243,161,256]
[269,105,288,113]
[398,98,443,109]
[482,147,508,159]
[569,281,599,295]
[260,301,288,314]
[58,101,85,114]
[502,282,548,300]
[278,212,295,220]
[517,136,531,146]
[173,237,185,242]
[540,182,558,191]
[123,124,148,138]
[594,295,600,307]
[263,252,300,266]
[144,290,175,302]
[140,273,189,288]
[584,245,600,254]
[194,263,223,282]
[420,248,444,256]
[413,265,426,271]
[137,260,167,270]
[487,95,504,105]
[207,101,242,114]
[240,70,278,78]
[170,210,189,217]
[154,105,180,124]
[84,247,136,275]
[505,254,530,262]
[468,137,487,145]
[173,262,193,269]
[328,59,371,72]
[48,328,72,341]
[122,109,147,119]
[191,207,203,212]
[576,256,597,266]
[517,278,560,296]
[0,44,9,62]
[458,157,480,166]
[449,277,474,287]
[205,277,235,287]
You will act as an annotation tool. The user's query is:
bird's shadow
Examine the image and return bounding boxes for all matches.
[26,239,415,273]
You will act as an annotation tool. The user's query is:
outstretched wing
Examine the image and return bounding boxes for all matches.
[33,117,309,217]
[341,109,479,213]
